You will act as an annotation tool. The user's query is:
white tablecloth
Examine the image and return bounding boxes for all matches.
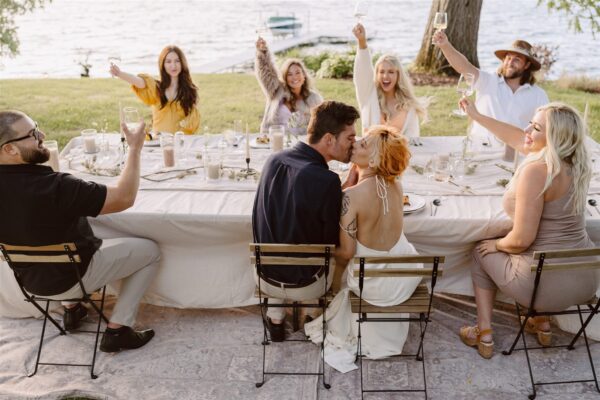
[3,135,600,338]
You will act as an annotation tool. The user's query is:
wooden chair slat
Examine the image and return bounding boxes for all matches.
[0,243,77,252]
[352,268,443,278]
[533,248,600,260]
[249,243,335,253]
[349,285,432,314]
[353,255,445,264]
[6,254,81,263]
[530,260,600,272]
[254,287,334,301]
[251,256,329,266]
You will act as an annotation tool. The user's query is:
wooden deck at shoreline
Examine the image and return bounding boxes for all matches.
[197,33,348,73]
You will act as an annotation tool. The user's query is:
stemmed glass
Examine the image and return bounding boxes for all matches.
[107,54,121,78]
[452,73,474,116]
[433,12,447,31]
[255,13,268,38]
[354,0,368,23]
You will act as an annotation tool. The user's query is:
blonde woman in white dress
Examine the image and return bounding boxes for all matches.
[305,125,422,372]
[352,23,428,137]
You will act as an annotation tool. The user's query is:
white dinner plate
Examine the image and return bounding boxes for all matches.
[403,193,426,214]
[144,140,160,147]
[250,138,270,149]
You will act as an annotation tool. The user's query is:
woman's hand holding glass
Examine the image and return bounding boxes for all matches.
[256,37,268,52]
[109,63,121,78]
[458,97,480,119]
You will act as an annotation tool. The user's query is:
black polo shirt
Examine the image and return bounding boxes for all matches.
[0,164,107,296]
[252,142,342,284]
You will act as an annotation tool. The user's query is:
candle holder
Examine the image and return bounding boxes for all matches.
[238,157,258,178]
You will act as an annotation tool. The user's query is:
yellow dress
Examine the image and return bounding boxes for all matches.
[132,74,200,134]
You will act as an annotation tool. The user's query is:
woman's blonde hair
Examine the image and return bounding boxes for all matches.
[280,58,314,111]
[367,125,411,182]
[511,102,591,215]
[374,54,429,123]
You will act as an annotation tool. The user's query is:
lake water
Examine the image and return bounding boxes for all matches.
[0,0,598,79]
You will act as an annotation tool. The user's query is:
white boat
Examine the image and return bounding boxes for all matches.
[267,15,302,36]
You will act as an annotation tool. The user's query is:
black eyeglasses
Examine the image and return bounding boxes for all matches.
[0,124,42,147]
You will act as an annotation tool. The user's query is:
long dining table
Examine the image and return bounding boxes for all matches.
[2,132,600,336]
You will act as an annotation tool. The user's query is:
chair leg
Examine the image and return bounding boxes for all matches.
[418,314,428,400]
[292,302,299,332]
[256,299,268,388]
[89,287,106,379]
[503,307,529,356]
[567,301,600,350]
[574,305,600,393]
[321,298,330,389]
[357,314,364,400]
[28,301,52,377]
[519,322,537,400]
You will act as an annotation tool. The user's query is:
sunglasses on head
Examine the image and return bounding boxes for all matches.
[0,123,42,147]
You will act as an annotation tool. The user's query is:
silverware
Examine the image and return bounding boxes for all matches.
[588,199,600,215]
[431,198,441,216]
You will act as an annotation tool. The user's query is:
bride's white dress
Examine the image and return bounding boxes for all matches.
[305,233,423,372]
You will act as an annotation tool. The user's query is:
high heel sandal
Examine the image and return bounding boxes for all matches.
[521,316,552,347]
[459,325,494,359]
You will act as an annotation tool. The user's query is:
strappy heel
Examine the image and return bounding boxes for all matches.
[521,316,552,347]
[459,325,494,359]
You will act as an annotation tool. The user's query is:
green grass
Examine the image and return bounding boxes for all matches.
[0,74,599,149]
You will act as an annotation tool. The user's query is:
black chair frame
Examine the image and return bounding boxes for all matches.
[355,255,443,400]
[502,249,600,399]
[0,243,109,379]
[252,243,333,391]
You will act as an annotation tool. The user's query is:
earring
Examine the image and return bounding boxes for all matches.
[368,158,375,167]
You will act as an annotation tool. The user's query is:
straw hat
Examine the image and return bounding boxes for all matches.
[494,40,541,71]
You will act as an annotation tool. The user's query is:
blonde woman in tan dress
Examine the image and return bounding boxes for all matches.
[458,99,599,359]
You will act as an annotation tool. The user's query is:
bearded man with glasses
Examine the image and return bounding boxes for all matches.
[0,110,160,353]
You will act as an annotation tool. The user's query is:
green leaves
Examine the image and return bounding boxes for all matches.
[538,0,600,36]
[0,0,51,58]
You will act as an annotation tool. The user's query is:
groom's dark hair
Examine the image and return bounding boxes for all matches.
[307,101,359,144]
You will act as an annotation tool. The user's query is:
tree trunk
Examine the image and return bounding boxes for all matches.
[414,0,483,76]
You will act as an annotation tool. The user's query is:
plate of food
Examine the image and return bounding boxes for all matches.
[403,193,426,214]
[250,135,270,149]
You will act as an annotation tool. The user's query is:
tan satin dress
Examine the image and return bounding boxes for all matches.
[472,183,600,311]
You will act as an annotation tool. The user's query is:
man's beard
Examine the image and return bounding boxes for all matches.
[502,66,524,80]
[21,145,50,165]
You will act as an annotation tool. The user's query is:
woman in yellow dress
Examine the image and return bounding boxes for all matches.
[110,45,200,134]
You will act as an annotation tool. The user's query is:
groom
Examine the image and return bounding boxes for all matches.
[252,100,359,341]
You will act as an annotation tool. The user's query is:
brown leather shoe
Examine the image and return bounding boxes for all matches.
[459,325,494,359]
[522,316,552,347]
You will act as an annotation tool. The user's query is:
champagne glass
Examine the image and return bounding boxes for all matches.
[123,107,141,132]
[108,54,121,78]
[452,73,474,116]
[354,0,368,23]
[433,12,447,31]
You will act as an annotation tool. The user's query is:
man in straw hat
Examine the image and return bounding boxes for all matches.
[433,32,548,150]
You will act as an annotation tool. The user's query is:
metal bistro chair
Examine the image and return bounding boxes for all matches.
[250,243,334,390]
[0,242,109,379]
[350,254,444,400]
[502,248,600,399]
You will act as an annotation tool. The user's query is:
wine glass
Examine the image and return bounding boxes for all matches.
[354,0,368,23]
[107,54,121,78]
[122,107,141,132]
[452,73,475,116]
[433,12,447,31]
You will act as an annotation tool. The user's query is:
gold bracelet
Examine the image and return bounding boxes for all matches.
[495,239,500,251]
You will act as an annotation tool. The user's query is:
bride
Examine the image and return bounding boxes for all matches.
[305,125,422,371]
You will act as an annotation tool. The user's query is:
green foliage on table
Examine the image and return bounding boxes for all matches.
[0,74,599,150]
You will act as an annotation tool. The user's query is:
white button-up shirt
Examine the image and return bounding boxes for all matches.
[471,70,549,143]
